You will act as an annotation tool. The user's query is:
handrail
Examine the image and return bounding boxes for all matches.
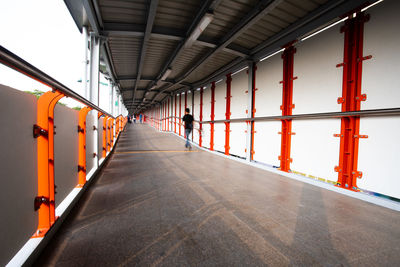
[157,108,400,124]
[0,45,114,118]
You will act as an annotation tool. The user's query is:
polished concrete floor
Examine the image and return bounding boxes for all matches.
[35,123,400,266]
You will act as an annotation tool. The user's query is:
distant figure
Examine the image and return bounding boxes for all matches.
[128,115,132,123]
[133,116,136,123]
[182,108,194,149]
[139,114,143,123]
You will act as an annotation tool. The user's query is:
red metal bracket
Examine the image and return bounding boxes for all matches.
[358,55,372,62]
[337,97,345,104]
[355,94,367,101]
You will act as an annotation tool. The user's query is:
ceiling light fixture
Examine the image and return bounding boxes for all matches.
[184,13,214,49]
[161,68,172,81]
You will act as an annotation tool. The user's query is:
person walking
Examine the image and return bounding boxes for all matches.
[182,108,194,149]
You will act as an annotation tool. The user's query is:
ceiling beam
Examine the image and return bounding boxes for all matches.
[149,0,283,105]
[138,0,223,111]
[102,23,249,57]
[132,0,159,104]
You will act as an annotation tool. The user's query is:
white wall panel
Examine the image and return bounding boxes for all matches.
[202,123,210,149]
[193,91,200,144]
[291,120,340,182]
[202,85,211,148]
[231,70,248,119]
[358,117,400,199]
[229,122,247,158]
[293,24,343,114]
[203,85,211,122]
[255,53,283,116]
[214,78,226,120]
[362,0,400,110]
[213,123,225,152]
[252,121,281,167]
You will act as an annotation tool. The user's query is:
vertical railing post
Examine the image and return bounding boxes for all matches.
[225,74,232,155]
[33,91,64,238]
[210,81,216,151]
[78,107,92,188]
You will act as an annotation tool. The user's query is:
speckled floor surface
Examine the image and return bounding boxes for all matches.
[34,123,400,266]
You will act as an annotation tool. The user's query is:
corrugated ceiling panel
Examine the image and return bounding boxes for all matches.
[119,80,134,90]
[202,0,257,40]
[169,45,212,80]
[231,0,330,50]
[108,36,141,77]
[142,38,179,78]
[137,80,151,89]
[154,0,202,32]
[186,51,237,84]
[99,0,147,24]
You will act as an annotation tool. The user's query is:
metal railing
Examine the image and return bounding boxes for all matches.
[0,45,114,118]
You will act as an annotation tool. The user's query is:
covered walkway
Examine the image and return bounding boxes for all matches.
[35,124,400,266]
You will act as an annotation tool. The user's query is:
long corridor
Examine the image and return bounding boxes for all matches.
[35,124,400,266]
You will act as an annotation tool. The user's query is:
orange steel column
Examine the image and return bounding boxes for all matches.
[179,94,182,136]
[167,98,170,131]
[78,107,92,187]
[110,118,115,147]
[225,74,232,155]
[250,63,257,160]
[279,46,296,172]
[210,81,216,151]
[33,91,64,237]
[174,95,177,133]
[106,117,111,152]
[199,87,204,147]
[335,13,370,191]
[102,116,107,157]
[184,92,187,138]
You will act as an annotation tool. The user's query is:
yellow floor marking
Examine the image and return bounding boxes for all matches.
[115,150,199,154]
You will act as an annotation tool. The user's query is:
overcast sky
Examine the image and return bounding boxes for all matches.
[0,0,111,110]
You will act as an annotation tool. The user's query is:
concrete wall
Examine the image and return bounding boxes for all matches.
[0,85,38,266]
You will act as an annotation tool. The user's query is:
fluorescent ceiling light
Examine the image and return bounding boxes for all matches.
[361,0,384,11]
[216,79,223,84]
[260,48,284,62]
[161,68,172,81]
[184,13,214,49]
[300,17,347,42]
[196,88,201,91]
[232,66,248,76]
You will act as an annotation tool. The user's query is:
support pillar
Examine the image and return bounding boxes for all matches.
[225,74,232,155]
[174,94,177,133]
[210,82,215,151]
[246,62,257,161]
[192,90,195,141]
[279,46,296,172]
[335,13,370,191]
[179,94,182,136]
[167,98,170,131]
[199,87,204,147]
[184,92,187,138]
[88,33,100,169]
